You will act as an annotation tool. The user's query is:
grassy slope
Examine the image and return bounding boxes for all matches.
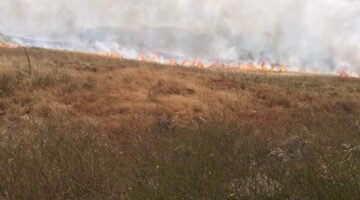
[0,47,359,199]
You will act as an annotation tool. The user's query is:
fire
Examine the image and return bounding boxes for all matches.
[148,53,160,63]
[234,63,287,73]
[279,65,287,72]
[166,59,177,66]
[137,53,145,61]
[209,61,225,68]
[192,60,204,68]
[96,51,122,59]
[337,70,360,79]
[338,70,349,78]
[0,39,292,75]
[239,64,257,71]
[0,43,18,49]
[83,48,292,75]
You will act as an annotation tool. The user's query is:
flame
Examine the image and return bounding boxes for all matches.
[338,70,349,78]
[233,63,288,73]
[0,41,293,75]
[0,39,291,75]
[148,52,160,63]
[209,61,225,68]
[279,65,287,72]
[192,60,204,68]
[338,70,359,79]
[2,41,356,78]
[0,43,19,48]
[97,51,122,59]
[137,53,145,61]
[78,48,293,74]
[166,59,177,66]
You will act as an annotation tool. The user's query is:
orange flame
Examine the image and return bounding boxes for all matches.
[279,65,287,72]
[209,61,225,69]
[192,60,204,68]
[338,70,349,78]
[0,43,18,49]
[167,59,177,66]
[97,51,122,59]
[137,53,145,61]
[77,48,292,74]
[149,52,160,63]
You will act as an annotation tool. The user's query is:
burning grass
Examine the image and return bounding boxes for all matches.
[0,47,359,199]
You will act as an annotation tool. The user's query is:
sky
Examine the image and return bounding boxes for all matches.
[0,0,359,73]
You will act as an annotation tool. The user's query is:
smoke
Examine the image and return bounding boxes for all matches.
[0,0,359,74]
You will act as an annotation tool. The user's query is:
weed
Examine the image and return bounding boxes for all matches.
[82,79,96,90]
[0,74,15,96]
[32,72,55,88]
[62,81,79,94]
[148,88,158,102]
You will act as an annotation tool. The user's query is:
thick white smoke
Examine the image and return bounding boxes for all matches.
[0,0,359,74]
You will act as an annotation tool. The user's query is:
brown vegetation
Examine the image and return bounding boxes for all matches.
[1,47,359,133]
[0,47,359,199]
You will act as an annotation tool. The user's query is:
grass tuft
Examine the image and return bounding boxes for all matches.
[82,79,97,90]
[0,74,15,96]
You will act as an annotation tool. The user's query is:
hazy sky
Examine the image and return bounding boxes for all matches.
[0,0,359,73]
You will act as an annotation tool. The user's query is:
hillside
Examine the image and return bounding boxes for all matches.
[0,47,360,199]
[1,47,359,130]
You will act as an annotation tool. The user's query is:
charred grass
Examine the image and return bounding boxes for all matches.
[0,47,359,199]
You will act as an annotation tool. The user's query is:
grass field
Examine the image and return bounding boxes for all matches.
[0,47,359,199]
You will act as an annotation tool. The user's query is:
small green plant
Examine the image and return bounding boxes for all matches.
[82,79,96,90]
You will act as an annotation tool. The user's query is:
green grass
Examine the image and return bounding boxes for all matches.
[0,114,359,199]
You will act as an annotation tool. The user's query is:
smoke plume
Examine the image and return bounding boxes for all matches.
[0,0,359,74]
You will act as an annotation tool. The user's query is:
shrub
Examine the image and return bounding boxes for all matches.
[0,74,15,96]
[82,79,97,90]
[32,73,55,88]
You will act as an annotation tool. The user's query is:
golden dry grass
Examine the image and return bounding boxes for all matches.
[0,47,359,137]
[0,47,360,199]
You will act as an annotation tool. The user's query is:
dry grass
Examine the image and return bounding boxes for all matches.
[1,47,359,131]
[0,47,359,199]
